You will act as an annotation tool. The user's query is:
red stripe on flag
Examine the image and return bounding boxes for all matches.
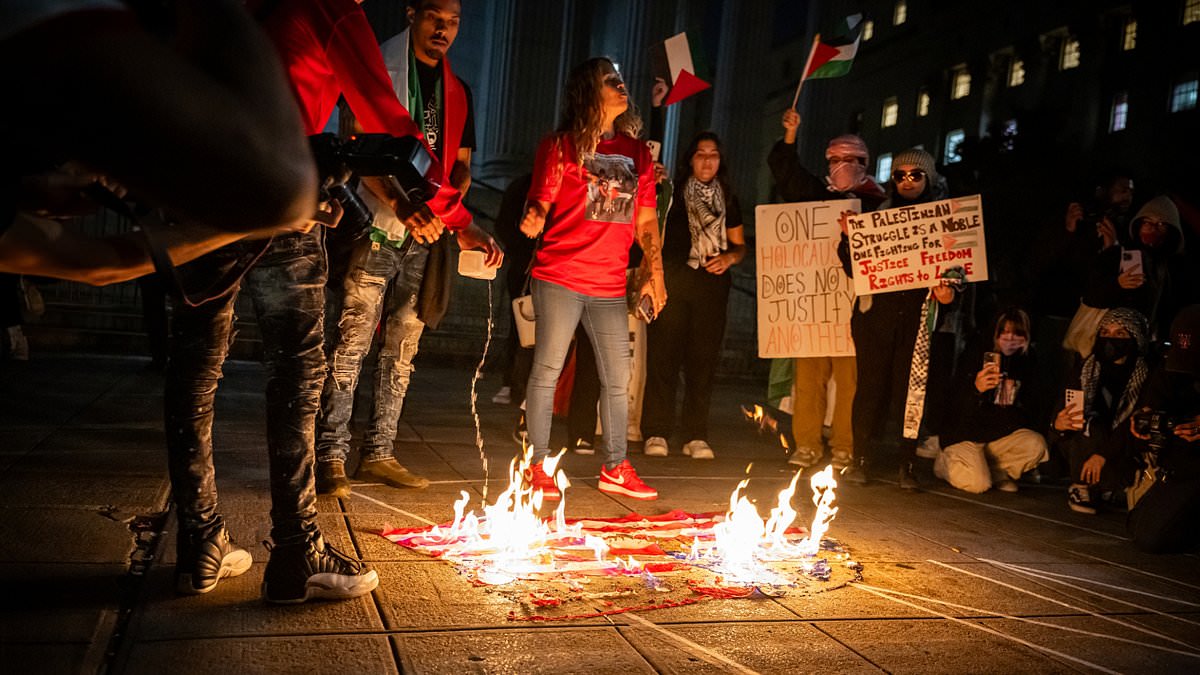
[664,69,711,105]
[804,42,840,78]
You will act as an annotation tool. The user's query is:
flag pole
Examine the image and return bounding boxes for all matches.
[791,32,822,109]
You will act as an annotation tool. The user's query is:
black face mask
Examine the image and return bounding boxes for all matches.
[1095,336,1137,363]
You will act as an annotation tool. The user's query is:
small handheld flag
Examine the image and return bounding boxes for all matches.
[650,32,711,106]
[791,14,863,108]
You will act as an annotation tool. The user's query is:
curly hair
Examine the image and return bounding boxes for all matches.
[557,57,642,161]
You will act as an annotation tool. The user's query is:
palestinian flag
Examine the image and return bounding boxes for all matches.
[804,14,863,80]
[649,32,711,105]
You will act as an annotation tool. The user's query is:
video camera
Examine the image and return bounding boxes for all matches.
[1132,409,1178,452]
[308,133,442,234]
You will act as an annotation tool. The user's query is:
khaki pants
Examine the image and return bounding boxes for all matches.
[791,356,856,464]
[935,429,1048,494]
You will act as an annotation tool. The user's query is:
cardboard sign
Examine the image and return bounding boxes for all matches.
[755,199,858,358]
[845,194,988,296]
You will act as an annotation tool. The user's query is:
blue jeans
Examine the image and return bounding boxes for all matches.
[317,237,428,463]
[526,278,630,467]
[164,231,325,546]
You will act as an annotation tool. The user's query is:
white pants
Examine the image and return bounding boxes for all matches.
[935,429,1048,494]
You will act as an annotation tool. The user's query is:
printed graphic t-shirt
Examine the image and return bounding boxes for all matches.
[528,133,656,297]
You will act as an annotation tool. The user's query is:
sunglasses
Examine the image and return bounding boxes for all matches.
[892,169,927,182]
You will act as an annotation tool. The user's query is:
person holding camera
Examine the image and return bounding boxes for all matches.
[315,0,501,498]
[639,131,745,460]
[1126,305,1200,553]
[935,307,1050,494]
[518,57,666,501]
[1049,308,1151,514]
[163,0,476,604]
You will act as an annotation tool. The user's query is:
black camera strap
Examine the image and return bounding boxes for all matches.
[83,184,268,307]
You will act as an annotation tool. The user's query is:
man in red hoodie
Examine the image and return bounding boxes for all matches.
[164,0,479,605]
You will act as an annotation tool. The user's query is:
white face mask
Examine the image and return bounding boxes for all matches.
[829,160,866,192]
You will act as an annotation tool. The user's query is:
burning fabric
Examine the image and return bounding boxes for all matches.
[381,450,861,620]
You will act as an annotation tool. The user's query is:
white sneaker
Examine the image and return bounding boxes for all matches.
[491,386,512,405]
[644,436,668,457]
[916,435,940,459]
[683,440,714,459]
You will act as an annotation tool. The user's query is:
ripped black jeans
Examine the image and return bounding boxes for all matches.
[164,231,326,546]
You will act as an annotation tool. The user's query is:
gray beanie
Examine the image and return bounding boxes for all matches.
[892,148,938,182]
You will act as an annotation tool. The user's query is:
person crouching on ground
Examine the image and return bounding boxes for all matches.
[1050,308,1151,514]
[935,307,1050,494]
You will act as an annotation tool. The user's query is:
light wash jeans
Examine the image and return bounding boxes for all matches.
[526,278,630,468]
[316,237,428,464]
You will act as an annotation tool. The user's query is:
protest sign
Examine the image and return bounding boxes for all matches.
[755,199,858,358]
[844,194,987,296]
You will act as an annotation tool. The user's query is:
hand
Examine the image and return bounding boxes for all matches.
[837,209,856,236]
[1065,202,1083,233]
[703,252,733,275]
[1175,415,1200,442]
[653,162,668,185]
[1117,267,1144,290]
[781,109,800,132]
[1054,405,1085,432]
[932,284,955,304]
[396,201,444,244]
[1097,217,1117,250]
[975,364,1001,393]
[456,223,505,267]
[1080,454,1106,484]
[651,77,668,107]
[520,202,547,239]
[640,273,667,317]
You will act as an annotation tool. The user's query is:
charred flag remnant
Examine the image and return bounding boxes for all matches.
[381,458,861,620]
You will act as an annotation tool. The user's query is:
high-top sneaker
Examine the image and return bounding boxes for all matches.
[176,523,252,595]
[261,534,378,604]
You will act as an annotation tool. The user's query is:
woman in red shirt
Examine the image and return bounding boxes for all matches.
[519,57,666,500]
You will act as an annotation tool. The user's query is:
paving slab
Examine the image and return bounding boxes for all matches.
[120,635,397,675]
[0,507,142,564]
[616,619,874,674]
[392,627,655,674]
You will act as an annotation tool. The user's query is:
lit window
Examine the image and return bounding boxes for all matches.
[944,129,965,164]
[1001,119,1018,151]
[1186,0,1200,25]
[1171,78,1198,112]
[917,89,930,117]
[894,0,907,25]
[1060,36,1081,70]
[1008,58,1026,87]
[951,67,971,99]
[881,97,899,127]
[862,20,875,41]
[1110,92,1129,131]
[1123,18,1137,50]
[876,153,893,183]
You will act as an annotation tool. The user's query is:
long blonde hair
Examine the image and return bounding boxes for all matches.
[557,57,642,162]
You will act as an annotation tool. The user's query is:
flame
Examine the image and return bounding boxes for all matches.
[690,465,840,584]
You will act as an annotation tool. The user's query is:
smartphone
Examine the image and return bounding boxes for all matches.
[647,140,662,163]
[1064,388,1083,414]
[1120,248,1142,275]
[983,351,1002,370]
[636,294,656,323]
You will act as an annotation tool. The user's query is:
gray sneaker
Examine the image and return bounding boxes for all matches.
[644,436,669,457]
[176,523,252,595]
[262,534,378,604]
[683,440,714,459]
[788,446,821,467]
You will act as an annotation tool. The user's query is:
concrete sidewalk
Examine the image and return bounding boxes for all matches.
[2,354,1198,674]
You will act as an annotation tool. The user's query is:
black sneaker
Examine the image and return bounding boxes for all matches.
[176,524,252,595]
[840,459,868,486]
[261,534,378,604]
[1068,484,1097,515]
[316,460,352,498]
[513,413,528,448]
[898,463,920,491]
